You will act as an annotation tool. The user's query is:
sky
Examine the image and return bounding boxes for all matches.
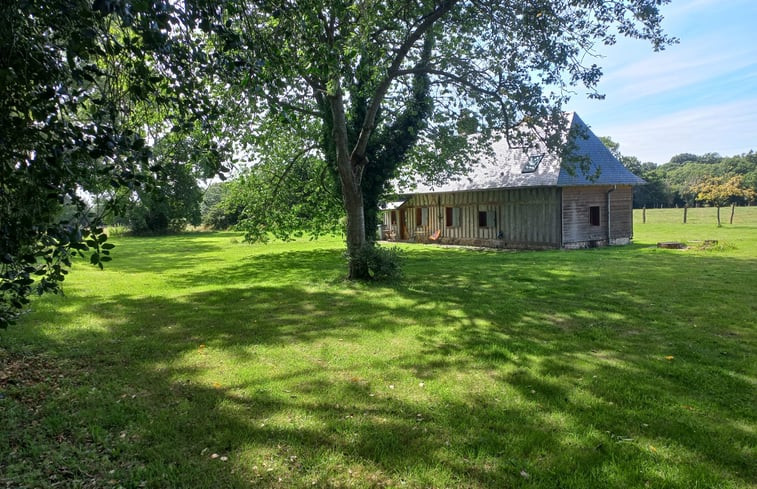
[569,0,757,164]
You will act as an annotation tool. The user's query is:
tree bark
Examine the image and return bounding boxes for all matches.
[327,82,370,279]
[716,205,721,227]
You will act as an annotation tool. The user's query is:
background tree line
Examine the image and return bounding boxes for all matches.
[599,138,757,209]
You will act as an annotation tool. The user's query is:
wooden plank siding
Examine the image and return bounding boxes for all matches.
[561,185,634,247]
[608,186,635,243]
[392,187,562,248]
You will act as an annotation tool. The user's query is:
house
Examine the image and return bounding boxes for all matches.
[380,113,645,249]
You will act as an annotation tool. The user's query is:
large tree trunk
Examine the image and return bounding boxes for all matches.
[328,83,371,279]
[342,174,369,279]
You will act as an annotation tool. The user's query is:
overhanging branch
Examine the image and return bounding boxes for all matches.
[352,0,459,162]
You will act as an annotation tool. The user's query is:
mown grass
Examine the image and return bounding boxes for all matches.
[1,207,755,488]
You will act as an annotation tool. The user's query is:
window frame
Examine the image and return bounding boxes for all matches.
[522,154,545,173]
[445,206,461,227]
[478,209,495,228]
[478,211,488,228]
[589,206,600,226]
[415,207,428,227]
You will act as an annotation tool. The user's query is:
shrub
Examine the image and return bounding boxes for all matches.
[202,202,242,230]
[351,243,404,281]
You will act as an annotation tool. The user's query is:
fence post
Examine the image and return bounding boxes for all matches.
[642,206,646,224]
[683,204,688,224]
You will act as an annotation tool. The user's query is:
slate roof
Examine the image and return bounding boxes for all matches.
[396,113,644,195]
[382,201,406,211]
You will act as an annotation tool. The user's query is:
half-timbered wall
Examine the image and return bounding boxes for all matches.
[382,185,634,249]
[390,187,561,248]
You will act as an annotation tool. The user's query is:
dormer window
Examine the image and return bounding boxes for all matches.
[522,154,544,173]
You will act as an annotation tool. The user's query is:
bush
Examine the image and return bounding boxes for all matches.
[202,202,241,230]
[351,243,404,281]
[105,225,130,237]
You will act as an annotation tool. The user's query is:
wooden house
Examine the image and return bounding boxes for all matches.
[380,113,644,249]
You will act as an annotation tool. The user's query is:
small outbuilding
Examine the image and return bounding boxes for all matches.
[381,113,644,249]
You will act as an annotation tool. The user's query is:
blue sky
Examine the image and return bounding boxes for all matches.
[569,0,757,164]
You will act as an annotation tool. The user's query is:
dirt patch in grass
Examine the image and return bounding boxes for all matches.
[0,348,68,405]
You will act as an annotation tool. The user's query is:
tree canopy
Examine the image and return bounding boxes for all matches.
[693,175,756,226]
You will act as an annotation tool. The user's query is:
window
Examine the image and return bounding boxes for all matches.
[478,210,495,228]
[415,207,428,226]
[589,206,600,226]
[445,207,461,227]
[522,154,544,173]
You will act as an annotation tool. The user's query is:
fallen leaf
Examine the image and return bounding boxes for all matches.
[649,445,657,453]
[665,355,674,360]
[520,470,530,479]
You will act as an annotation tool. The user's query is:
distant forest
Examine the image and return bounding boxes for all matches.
[600,138,757,209]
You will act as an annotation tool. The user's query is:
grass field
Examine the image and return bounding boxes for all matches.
[1,207,755,488]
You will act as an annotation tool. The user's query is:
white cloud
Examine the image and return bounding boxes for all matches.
[598,35,757,101]
[598,99,757,163]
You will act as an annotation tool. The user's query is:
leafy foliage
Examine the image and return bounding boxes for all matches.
[201,183,242,230]
[693,175,756,226]
[349,244,405,282]
[694,175,755,208]
[122,132,222,234]
[0,0,226,326]
[222,123,344,242]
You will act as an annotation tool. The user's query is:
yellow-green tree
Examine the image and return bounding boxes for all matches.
[694,176,756,226]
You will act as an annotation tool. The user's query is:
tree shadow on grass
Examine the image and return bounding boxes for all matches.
[168,248,348,288]
[3,244,756,488]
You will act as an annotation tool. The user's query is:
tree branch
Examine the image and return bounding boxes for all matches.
[395,67,501,98]
[352,0,459,163]
[264,143,319,210]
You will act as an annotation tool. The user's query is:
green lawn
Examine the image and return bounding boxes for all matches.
[2,207,755,488]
